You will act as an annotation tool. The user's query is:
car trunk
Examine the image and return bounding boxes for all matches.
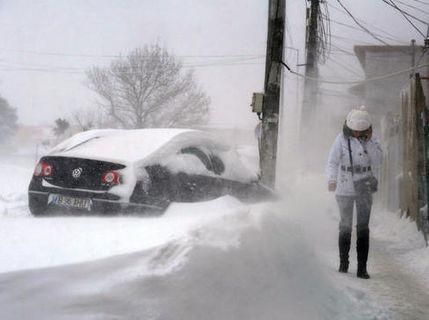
[41,156,126,191]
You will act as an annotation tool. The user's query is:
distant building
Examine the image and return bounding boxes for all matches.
[351,44,429,118]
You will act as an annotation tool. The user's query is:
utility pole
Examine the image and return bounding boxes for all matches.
[411,39,416,76]
[257,0,285,188]
[301,0,320,137]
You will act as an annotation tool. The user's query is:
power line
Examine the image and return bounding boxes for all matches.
[329,49,356,56]
[319,88,358,98]
[415,44,429,66]
[329,34,378,46]
[381,0,428,37]
[327,2,414,42]
[330,42,425,63]
[328,2,416,56]
[0,51,268,73]
[328,58,364,77]
[0,62,266,74]
[284,62,429,85]
[0,49,119,58]
[0,58,266,75]
[0,47,266,60]
[2,55,264,67]
[407,0,429,6]
[395,0,429,15]
[329,43,356,56]
[387,0,429,23]
[317,0,332,63]
[323,15,408,44]
[335,0,391,45]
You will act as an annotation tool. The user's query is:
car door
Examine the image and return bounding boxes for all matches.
[171,146,227,202]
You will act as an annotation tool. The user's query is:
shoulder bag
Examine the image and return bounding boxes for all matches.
[347,138,378,195]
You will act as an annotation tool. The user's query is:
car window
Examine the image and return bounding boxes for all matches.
[180,146,225,176]
[180,147,213,172]
[209,154,225,175]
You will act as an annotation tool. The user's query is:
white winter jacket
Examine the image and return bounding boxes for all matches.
[326,133,383,196]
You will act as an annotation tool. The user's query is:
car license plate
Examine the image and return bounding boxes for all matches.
[49,194,92,211]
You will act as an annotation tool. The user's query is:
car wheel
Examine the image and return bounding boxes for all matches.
[28,193,48,216]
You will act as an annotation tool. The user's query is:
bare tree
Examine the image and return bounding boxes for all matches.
[0,96,18,144]
[71,106,107,131]
[86,45,210,129]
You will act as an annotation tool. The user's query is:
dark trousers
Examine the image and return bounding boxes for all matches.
[336,194,372,271]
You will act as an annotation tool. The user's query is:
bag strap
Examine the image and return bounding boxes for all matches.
[348,138,374,178]
[347,138,354,177]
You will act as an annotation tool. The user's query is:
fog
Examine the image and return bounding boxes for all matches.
[1,0,429,319]
[0,0,268,128]
[0,0,424,131]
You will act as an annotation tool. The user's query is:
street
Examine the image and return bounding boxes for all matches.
[1,154,429,319]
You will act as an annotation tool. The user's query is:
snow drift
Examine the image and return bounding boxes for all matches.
[0,201,382,320]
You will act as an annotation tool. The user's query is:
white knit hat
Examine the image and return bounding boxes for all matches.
[346,106,371,131]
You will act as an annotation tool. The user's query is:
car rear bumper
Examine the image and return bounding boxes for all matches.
[28,189,164,214]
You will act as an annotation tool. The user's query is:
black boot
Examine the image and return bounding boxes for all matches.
[356,229,370,279]
[339,261,349,273]
[338,230,351,273]
[357,267,370,279]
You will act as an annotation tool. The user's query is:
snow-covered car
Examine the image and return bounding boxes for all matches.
[28,129,271,216]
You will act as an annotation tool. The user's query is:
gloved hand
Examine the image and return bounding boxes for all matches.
[328,181,337,192]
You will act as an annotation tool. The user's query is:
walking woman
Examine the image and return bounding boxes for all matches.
[326,107,383,279]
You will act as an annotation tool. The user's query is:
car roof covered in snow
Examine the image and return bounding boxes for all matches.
[48,129,195,164]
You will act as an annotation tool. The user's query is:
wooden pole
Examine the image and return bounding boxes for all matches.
[259,0,285,188]
[301,0,320,138]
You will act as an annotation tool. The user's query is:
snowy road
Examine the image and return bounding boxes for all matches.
[287,174,429,320]
[325,236,429,320]
[1,153,429,319]
[369,238,429,319]
[0,198,246,273]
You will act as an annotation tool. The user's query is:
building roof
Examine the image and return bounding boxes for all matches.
[354,45,415,69]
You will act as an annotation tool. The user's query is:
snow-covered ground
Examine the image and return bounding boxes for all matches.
[1,149,429,319]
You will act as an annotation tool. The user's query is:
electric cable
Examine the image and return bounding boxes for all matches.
[329,43,356,56]
[329,44,416,62]
[281,60,429,85]
[381,0,428,37]
[318,88,358,98]
[328,58,364,77]
[395,0,429,16]
[335,0,391,45]
[331,1,417,55]
[408,0,429,6]
[323,15,409,44]
[415,45,429,66]
[329,49,356,56]
[328,34,381,46]
[316,0,331,64]
[0,53,266,71]
[385,0,429,24]
[327,2,415,42]
[0,47,266,60]
[0,58,267,74]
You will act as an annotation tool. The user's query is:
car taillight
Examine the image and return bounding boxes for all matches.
[101,171,121,186]
[34,161,53,177]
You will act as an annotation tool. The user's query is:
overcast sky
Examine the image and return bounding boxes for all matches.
[0,0,426,128]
